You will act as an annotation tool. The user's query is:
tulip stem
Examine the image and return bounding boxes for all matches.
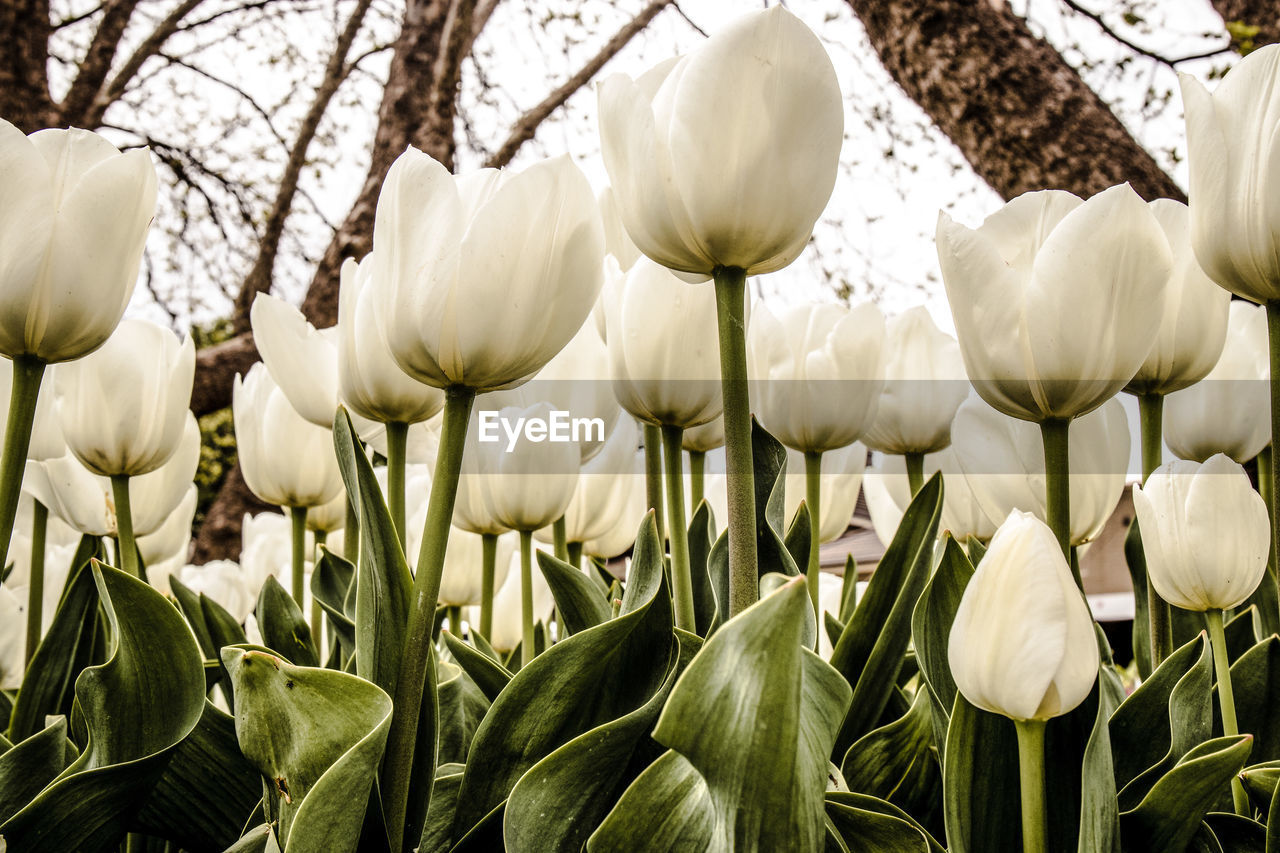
[0,356,45,575]
[519,529,535,669]
[1267,301,1280,638]
[643,423,666,544]
[1039,418,1072,564]
[567,541,582,569]
[713,266,757,617]
[689,450,705,510]
[662,424,696,632]
[1139,393,1173,668]
[480,532,497,640]
[289,506,307,604]
[904,452,925,497]
[383,385,475,850]
[448,606,462,638]
[110,475,140,580]
[1206,608,1250,816]
[805,450,823,631]
[386,420,409,547]
[553,516,568,562]
[1014,718,1048,853]
[24,499,47,664]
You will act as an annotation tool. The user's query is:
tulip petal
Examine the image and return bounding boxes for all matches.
[0,121,56,357]
[251,293,339,427]
[1183,454,1270,610]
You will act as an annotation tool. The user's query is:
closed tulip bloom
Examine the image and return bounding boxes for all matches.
[251,293,339,428]
[751,302,885,454]
[937,185,1171,422]
[1180,45,1280,304]
[433,528,515,608]
[599,186,642,273]
[583,470,648,560]
[1164,301,1270,463]
[234,363,343,509]
[305,486,348,535]
[1132,454,1270,611]
[475,403,580,532]
[179,560,257,624]
[338,256,444,426]
[683,415,724,453]
[56,318,194,477]
[137,484,196,569]
[0,121,157,363]
[605,258,723,428]
[597,7,842,278]
[1124,200,1230,396]
[951,397,1130,546]
[467,547,555,652]
[784,443,866,544]
[949,510,1097,721]
[537,416,642,545]
[862,307,967,455]
[372,150,603,392]
[862,449,999,546]
[0,360,64,461]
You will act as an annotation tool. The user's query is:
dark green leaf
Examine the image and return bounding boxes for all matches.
[587,750,713,853]
[941,693,1021,853]
[437,661,490,766]
[687,499,717,636]
[1231,636,1280,763]
[441,630,511,703]
[536,549,610,635]
[841,686,939,826]
[0,717,73,824]
[255,575,318,667]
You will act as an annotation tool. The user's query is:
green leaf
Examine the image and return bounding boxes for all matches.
[839,555,858,624]
[586,750,714,852]
[0,717,73,824]
[1243,759,1280,811]
[171,573,217,658]
[1230,636,1280,762]
[784,499,811,577]
[831,472,943,753]
[441,631,511,703]
[910,534,973,757]
[1203,812,1266,853]
[651,577,851,851]
[417,764,464,853]
[437,661,489,767]
[687,499,717,636]
[256,575,318,667]
[536,549,611,635]
[1126,517,1153,679]
[225,825,283,853]
[1078,678,1122,853]
[825,794,933,853]
[221,645,393,852]
[1120,735,1254,853]
[1226,608,1259,664]
[311,548,356,662]
[841,686,940,828]
[0,563,205,851]
[942,694,1021,853]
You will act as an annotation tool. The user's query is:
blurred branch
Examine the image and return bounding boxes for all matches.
[1057,0,1232,68]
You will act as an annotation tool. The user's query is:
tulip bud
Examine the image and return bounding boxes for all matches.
[433,528,515,608]
[784,443,866,544]
[682,415,724,453]
[0,121,157,363]
[750,302,885,454]
[474,402,580,532]
[0,360,63,461]
[598,6,843,277]
[1132,454,1270,611]
[250,293,339,428]
[0,585,23,688]
[949,510,1098,721]
[937,185,1170,422]
[862,448,998,546]
[582,471,648,561]
[56,318,194,477]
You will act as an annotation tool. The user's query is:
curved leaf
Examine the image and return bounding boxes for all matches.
[0,717,72,824]
[536,549,610,635]
[841,685,940,826]
[437,661,489,766]
[256,575,318,667]
[825,792,944,853]
[586,750,714,853]
[441,630,511,703]
[1231,636,1280,763]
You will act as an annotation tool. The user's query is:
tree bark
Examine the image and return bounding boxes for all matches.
[845,0,1185,203]
[190,460,274,563]
[1210,0,1280,47]
[0,0,55,130]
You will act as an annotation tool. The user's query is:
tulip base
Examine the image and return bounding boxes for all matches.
[713,266,757,617]
[1206,608,1250,816]
[1014,718,1048,853]
[0,356,45,574]
[567,540,582,569]
[662,424,696,632]
[480,532,497,639]
[24,499,47,664]
[110,475,140,580]
[643,423,666,544]
[805,450,823,630]
[904,452,925,497]
[1138,393,1173,668]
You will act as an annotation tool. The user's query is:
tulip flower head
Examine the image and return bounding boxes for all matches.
[949,510,1097,721]
[474,402,580,532]
[251,293,340,428]
[783,443,866,544]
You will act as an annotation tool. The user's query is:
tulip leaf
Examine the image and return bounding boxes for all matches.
[221,645,394,852]
[1202,812,1266,852]
[1125,517,1153,679]
[839,555,858,623]
[256,575,318,667]
[1244,570,1280,642]
[911,533,974,752]
[418,763,464,853]
[441,630,511,703]
[651,578,851,851]
[450,801,506,851]
[784,499,811,576]
[1243,759,1280,812]
[132,700,262,852]
[171,573,217,657]
[312,549,356,661]
[536,549,611,634]
[225,825,283,853]
[1226,608,1259,664]
[1077,676,1123,853]
[0,717,73,825]
[941,693,1022,853]
[437,660,489,767]
[825,792,937,853]
[1229,636,1280,763]
[586,750,714,853]
[840,685,940,828]
[831,472,943,754]
[0,563,206,850]
[687,499,717,636]
[1120,734,1254,853]
[451,514,674,839]
[825,611,845,650]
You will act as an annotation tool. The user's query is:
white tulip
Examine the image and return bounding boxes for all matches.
[468,545,555,652]
[862,449,999,546]
[137,484,196,568]
[178,560,257,624]
[475,403,579,532]
[250,293,339,428]
[682,415,724,453]
[783,444,866,545]
[536,416,642,546]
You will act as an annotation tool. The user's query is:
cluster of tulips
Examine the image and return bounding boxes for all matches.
[6,6,1280,853]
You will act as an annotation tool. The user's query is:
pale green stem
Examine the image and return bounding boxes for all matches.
[1014,718,1048,853]
[1139,393,1172,668]
[24,499,46,664]
[689,449,705,510]
[0,356,44,575]
[643,422,665,544]
[713,266,757,617]
[480,532,497,639]
[448,606,462,638]
[1039,418,1073,567]
[567,541,582,569]
[662,424,696,632]
[386,420,409,547]
[904,451,925,497]
[314,528,327,552]
[520,529,535,669]
[553,515,568,562]
[1207,608,1250,816]
[382,384,476,851]
[110,475,139,580]
[289,506,307,604]
[805,450,823,628]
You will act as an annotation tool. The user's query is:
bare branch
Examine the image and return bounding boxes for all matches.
[670,0,707,37]
[1057,0,1233,69]
[52,2,106,30]
[58,0,142,125]
[0,0,55,129]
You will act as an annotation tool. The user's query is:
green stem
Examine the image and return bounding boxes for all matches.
[386,420,409,547]
[713,266,757,617]
[314,528,327,552]
[1206,608,1250,816]
[805,450,823,626]
[520,529,535,669]
[689,450,705,509]
[567,541,582,569]
[480,532,497,639]
[382,384,476,850]
[289,506,307,605]
[643,422,666,544]
[1014,718,1048,853]
[0,356,44,575]
[1139,393,1173,668]
[448,605,462,637]
[904,451,925,497]
[1266,300,1280,642]
[1039,418,1072,564]
[110,475,139,580]
[343,492,359,565]
[24,499,46,664]
[662,424,696,632]
[553,515,568,562]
